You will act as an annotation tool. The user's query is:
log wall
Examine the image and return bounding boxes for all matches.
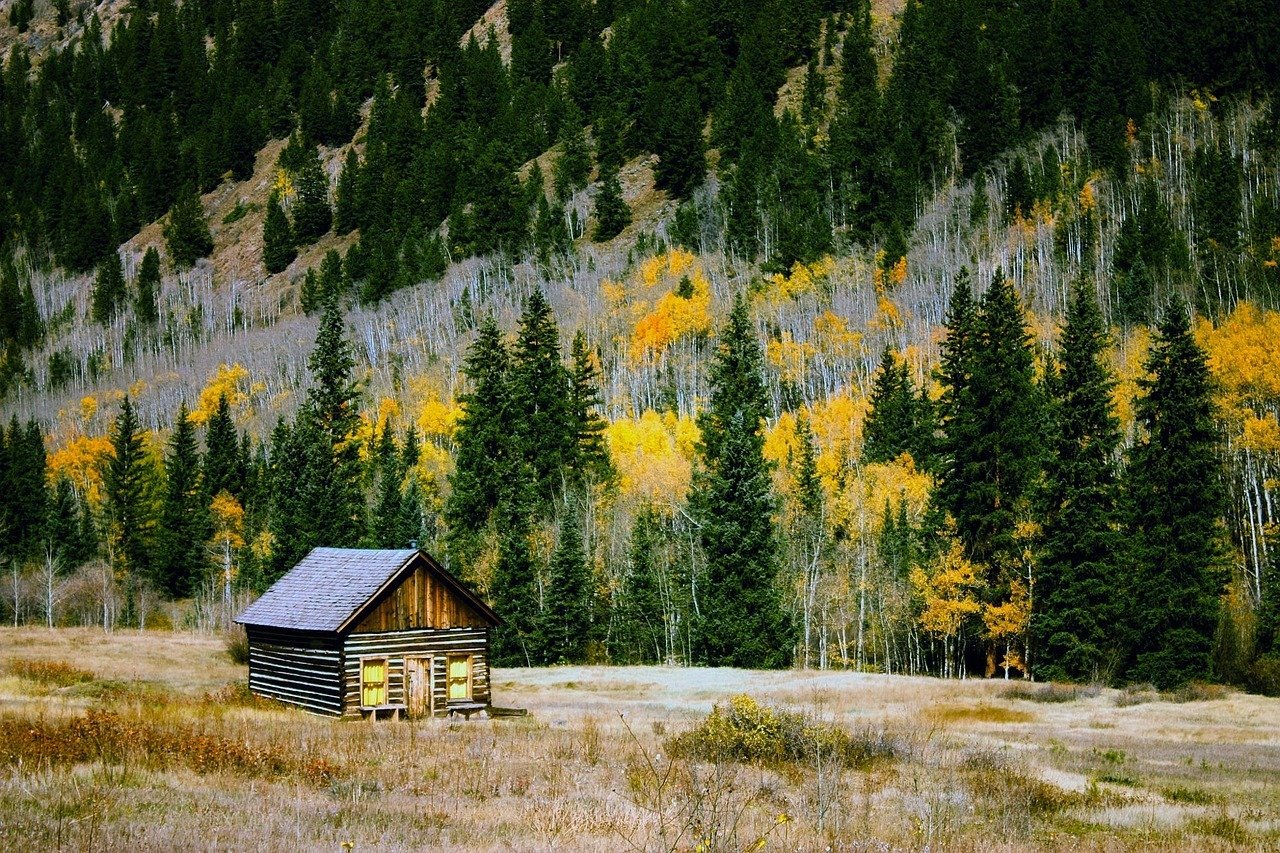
[245,626,345,716]
[341,627,490,717]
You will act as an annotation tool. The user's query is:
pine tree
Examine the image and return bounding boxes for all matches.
[203,392,242,500]
[489,467,540,666]
[617,506,665,663]
[334,146,361,235]
[134,246,161,324]
[692,293,791,668]
[302,292,366,547]
[154,403,210,598]
[592,163,630,242]
[863,346,920,464]
[292,146,333,244]
[654,81,706,200]
[103,396,156,607]
[1125,300,1229,688]
[510,290,574,503]
[262,191,296,274]
[371,436,406,547]
[552,106,592,202]
[445,317,513,575]
[163,185,214,268]
[567,330,611,483]
[91,253,128,324]
[540,494,592,663]
[1034,281,1124,683]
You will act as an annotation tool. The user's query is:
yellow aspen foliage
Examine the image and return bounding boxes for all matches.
[209,491,246,551]
[764,256,836,303]
[630,267,712,362]
[1111,324,1152,435]
[984,579,1031,676]
[417,397,462,438]
[250,529,274,564]
[912,539,982,640]
[812,311,864,361]
[192,363,251,424]
[47,433,113,505]
[765,332,816,384]
[829,455,933,543]
[80,395,98,424]
[605,409,699,506]
[272,168,294,200]
[1198,302,1280,455]
[1078,179,1097,214]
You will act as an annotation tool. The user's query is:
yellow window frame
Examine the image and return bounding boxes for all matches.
[361,657,388,708]
[446,655,472,701]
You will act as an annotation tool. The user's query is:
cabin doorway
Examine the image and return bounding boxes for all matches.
[405,656,434,718]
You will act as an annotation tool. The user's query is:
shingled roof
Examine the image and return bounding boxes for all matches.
[235,548,499,632]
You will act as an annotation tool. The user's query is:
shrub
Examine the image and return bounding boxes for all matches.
[5,659,94,687]
[1246,654,1280,696]
[1165,681,1230,702]
[667,694,896,769]
[1007,682,1101,703]
[224,626,250,665]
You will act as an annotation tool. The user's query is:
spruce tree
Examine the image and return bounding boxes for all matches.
[1034,281,1124,683]
[692,293,791,668]
[592,164,630,242]
[618,506,665,663]
[203,392,242,500]
[154,403,210,598]
[1125,300,1229,688]
[510,290,574,503]
[135,246,161,324]
[567,330,611,483]
[334,147,361,235]
[164,185,214,268]
[302,292,366,547]
[445,317,513,575]
[540,494,592,664]
[292,146,333,244]
[103,396,156,606]
[654,81,706,200]
[371,437,406,547]
[863,346,918,464]
[552,106,592,202]
[489,467,539,666]
[91,253,128,324]
[262,191,296,274]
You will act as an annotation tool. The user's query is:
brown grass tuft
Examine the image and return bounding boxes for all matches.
[4,658,94,687]
[925,703,1035,724]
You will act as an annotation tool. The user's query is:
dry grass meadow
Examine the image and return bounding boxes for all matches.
[1,628,1278,851]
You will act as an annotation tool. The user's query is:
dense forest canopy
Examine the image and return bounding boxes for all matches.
[2,0,1280,689]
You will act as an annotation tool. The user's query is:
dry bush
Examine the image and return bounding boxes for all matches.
[223,625,250,665]
[1006,682,1101,703]
[924,703,1034,724]
[0,709,339,785]
[1114,683,1161,706]
[4,658,94,686]
[1165,681,1231,702]
[667,694,897,770]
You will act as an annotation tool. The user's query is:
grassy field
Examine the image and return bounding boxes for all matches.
[1,628,1278,850]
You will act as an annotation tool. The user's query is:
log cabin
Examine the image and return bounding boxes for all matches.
[235,547,501,719]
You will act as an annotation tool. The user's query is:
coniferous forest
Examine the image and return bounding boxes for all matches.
[2,0,1280,691]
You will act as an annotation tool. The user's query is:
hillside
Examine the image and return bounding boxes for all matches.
[1,2,1280,693]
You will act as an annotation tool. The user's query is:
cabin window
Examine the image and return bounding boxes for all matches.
[361,658,387,707]
[447,655,472,701]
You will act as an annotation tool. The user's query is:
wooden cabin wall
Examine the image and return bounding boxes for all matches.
[350,564,489,633]
[245,627,345,716]
[341,627,490,717]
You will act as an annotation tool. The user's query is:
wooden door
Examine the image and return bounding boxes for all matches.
[405,656,434,717]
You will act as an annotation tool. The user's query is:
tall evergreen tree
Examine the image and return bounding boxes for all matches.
[592,164,630,241]
[292,145,333,244]
[1124,300,1229,688]
[163,185,214,268]
[1034,281,1124,683]
[103,396,156,605]
[567,330,611,483]
[692,293,791,668]
[445,316,513,575]
[91,253,127,325]
[135,246,161,324]
[510,290,574,503]
[204,392,243,500]
[262,191,296,274]
[863,346,922,464]
[540,494,592,663]
[617,506,665,664]
[334,146,362,235]
[154,403,210,598]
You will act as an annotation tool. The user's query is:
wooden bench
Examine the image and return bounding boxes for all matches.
[446,702,488,720]
[364,703,407,721]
